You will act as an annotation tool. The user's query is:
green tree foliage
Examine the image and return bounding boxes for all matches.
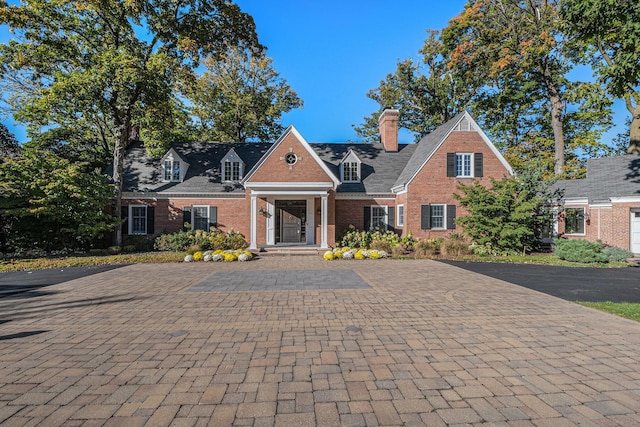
[0,150,117,252]
[0,123,20,160]
[453,167,559,254]
[187,48,303,142]
[0,0,260,246]
[354,30,476,142]
[561,0,640,154]
[441,0,612,176]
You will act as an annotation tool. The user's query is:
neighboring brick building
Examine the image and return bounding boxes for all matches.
[553,155,640,254]
[120,110,513,249]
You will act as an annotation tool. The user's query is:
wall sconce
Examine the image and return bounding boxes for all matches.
[259,207,266,216]
[317,208,321,215]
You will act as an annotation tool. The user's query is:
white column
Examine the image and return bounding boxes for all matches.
[266,198,275,246]
[249,194,258,250]
[321,194,329,249]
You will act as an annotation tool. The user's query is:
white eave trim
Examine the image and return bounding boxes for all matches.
[335,193,396,200]
[244,181,334,189]
[609,196,640,203]
[122,192,245,199]
[241,125,341,187]
[564,198,589,205]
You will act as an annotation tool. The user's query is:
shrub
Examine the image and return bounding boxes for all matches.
[554,239,608,263]
[370,240,391,253]
[155,228,248,252]
[392,245,407,257]
[602,245,633,262]
[414,238,441,258]
[440,239,472,258]
[123,245,137,253]
[107,246,121,255]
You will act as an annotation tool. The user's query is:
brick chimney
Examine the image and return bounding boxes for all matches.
[379,108,399,152]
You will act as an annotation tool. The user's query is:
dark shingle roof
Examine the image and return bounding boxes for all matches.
[122,140,271,193]
[554,155,640,202]
[313,143,417,193]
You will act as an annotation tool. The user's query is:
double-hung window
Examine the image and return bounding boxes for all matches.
[164,159,180,181]
[430,204,446,229]
[371,206,388,230]
[343,162,359,182]
[397,205,404,227]
[565,208,585,235]
[130,205,147,235]
[455,153,472,178]
[223,160,241,182]
[192,206,210,231]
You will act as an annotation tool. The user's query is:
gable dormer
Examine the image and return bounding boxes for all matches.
[340,149,362,183]
[161,148,188,182]
[221,148,245,182]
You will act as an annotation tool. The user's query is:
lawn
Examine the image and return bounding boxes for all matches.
[0,252,185,272]
[460,253,634,268]
[578,302,640,323]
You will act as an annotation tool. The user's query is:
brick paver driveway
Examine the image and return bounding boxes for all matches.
[1,257,640,426]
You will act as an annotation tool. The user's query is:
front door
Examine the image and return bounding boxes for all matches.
[276,200,306,244]
[632,210,640,254]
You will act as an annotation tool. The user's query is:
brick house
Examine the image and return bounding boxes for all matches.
[120,110,513,249]
[553,155,640,254]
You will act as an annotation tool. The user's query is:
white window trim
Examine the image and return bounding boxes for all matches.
[341,161,361,183]
[129,205,147,235]
[222,160,242,182]
[371,205,389,230]
[191,205,211,232]
[397,204,404,227]
[564,207,586,236]
[455,153,473,178]
[430,204,447,230]
[163,157,182,182]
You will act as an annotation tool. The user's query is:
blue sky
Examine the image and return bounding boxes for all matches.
[0,1,628,145]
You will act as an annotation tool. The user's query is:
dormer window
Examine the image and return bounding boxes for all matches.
[164,158,181,181]
[340,150,362,183]
[223,160,241,181]
[221,148,245,182]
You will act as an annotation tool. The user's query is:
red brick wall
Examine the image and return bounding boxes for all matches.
[248,133,333,183]
[122,197,249,239]
[335,198,396,239]
[558,202,640,251]
[405,131,511,239]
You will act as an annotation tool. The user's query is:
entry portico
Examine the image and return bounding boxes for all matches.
[245,182,333,250]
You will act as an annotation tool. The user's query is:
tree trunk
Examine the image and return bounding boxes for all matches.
[550,94,565,175]
[628,104,640,155]
[111,124,127,247]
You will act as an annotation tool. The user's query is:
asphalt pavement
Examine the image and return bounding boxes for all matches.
[439,260,640,303]
[0,264,128,299]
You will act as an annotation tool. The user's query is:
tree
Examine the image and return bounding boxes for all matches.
[0,0,260,246]
[453,165,560,255]
[0,150,117,252]
[355,30,476,142]
[0,123,20,160]
[561,0,640,154]
[441,0,612,175]
[187,48,302,142]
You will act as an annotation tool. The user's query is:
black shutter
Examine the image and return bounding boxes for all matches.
[183,206,192,231]
[121,206,129,236]
[364,206,371,230]
[209,206,218,229]
[421,205,431,230]
[146,206,154,235]
[447,153,456,177]
[387,206,395,232]
[447,205,457,230]
[474,153,483,177]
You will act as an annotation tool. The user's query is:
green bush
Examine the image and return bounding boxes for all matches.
[554,239,608,263]
[338,226,411,250]
[602,245,633,262]
[154,228,248,252]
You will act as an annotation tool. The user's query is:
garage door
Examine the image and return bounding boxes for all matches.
[632,210,640,254]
